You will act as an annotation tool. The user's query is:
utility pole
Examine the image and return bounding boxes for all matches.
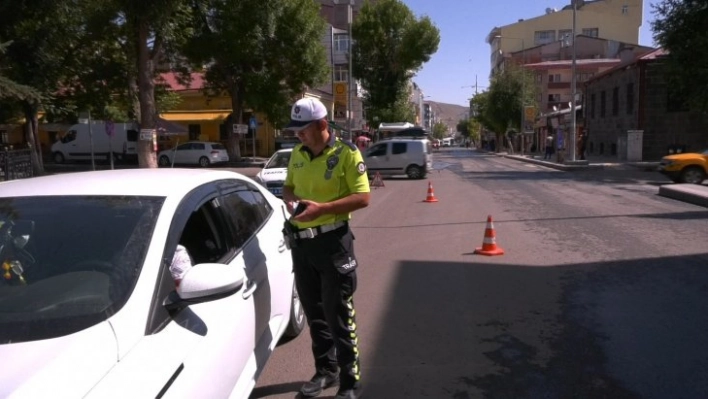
[570,0,578,162]
[347,0,354,139]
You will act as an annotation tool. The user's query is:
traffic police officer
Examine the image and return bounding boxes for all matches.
[282,97,370,399]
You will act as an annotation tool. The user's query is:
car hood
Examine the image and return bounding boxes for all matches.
[0,321,117,398]
[662,153,708,161]
[257,168,287,182]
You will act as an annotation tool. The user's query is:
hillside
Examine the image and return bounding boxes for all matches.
[426,101,469,130]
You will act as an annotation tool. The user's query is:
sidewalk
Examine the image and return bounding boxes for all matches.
[483,149,708,208]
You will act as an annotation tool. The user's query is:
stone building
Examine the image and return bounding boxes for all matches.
[583,48,708,161]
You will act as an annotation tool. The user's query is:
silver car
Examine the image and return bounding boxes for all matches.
[158,141,230,167]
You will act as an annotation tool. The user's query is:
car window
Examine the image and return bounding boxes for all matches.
[367,143,387,157]
[178,199,230,264]
[265,151,291,169]
[176,143,191,151]
[61,130,76,143]
[193,143,206,151]
[220,184,267,249]
[211,143,226,150]
[0,195,163,344]
[392,142,407,155]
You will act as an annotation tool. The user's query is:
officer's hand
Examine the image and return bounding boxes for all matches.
[293,199,320,222]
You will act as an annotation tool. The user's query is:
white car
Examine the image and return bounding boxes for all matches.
[158,141,230,167]
[255,149,292,198]
[0,169,304,399]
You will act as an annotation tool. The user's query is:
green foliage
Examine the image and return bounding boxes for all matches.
[352,0,440,125]
[432,121,447,139]
[457,117,480,142]
[185,0,329,127]
[652,0,708,111]
[0,41,40,101]
[479,64,537,135]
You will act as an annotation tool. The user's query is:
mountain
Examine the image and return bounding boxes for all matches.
[426,101,469,131]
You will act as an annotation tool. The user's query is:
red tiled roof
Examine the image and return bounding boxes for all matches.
[159,72,206,91]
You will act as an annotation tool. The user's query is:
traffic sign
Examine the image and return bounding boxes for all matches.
[233,124,248,134]
[249,116,257,130]
[105,121,115,137]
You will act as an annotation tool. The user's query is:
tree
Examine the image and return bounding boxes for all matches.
[432,121,447,139]
[352,0,440,126]
[477,65,537,151]
[652,0,708,111]
[0,1,88,173]
[0,41,40,102]
[457,117,480,145]
[185,0,329,161]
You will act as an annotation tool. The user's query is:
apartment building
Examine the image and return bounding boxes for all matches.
[487,0,643,75]
[312,0,371,134]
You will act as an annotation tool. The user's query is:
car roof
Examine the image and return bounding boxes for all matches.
[0,169,249,198]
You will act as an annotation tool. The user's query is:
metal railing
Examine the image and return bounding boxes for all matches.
[0,148,33,181]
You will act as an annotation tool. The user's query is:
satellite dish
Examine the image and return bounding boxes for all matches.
[553,106,558,111]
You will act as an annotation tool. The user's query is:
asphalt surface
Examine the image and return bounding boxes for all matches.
[251,148,708,399]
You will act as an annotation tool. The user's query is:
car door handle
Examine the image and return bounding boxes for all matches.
[242,280,258,299]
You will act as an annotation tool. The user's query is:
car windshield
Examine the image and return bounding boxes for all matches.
[265,152,291,169]
[0,195,163,344]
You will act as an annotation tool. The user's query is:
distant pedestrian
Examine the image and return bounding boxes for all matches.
[544,134,554,160]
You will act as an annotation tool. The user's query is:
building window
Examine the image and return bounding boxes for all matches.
[0,130,7,144]
[536,73,543,83]
[333,33,349,53]
[558,29,572,45]
[534,30,556,45]
[612,87,619,116]
[188,124,201,141]
[548,74,562,82]
[548,94,561,102]
[582,28,599,37]
[622,5,629,14]
[600,91,606,117]
[590,93,596,119]
[626,83,634,114]
[334,64,349,82]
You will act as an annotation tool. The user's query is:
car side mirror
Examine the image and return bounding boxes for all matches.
[164,263,246,311]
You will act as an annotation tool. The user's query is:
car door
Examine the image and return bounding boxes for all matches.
[364,142,389,174]
[390,141,409,173]
[217,180,293,351]
[172,143,192,164]
[146,187,256,399]
[190,142,206,165]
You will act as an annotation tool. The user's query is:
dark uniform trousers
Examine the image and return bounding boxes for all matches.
[291,223,360,389]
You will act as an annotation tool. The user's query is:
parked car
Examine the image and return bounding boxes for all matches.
[658,149,708,184]
[158,141,230,167]
[51,121,139,164]
[255,148,292,198]
[363,137,433,179]
[0,169,304,399]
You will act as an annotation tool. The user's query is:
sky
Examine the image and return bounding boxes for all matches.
[403,0,659,106]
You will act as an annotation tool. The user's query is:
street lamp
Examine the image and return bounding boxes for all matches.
[495,35,526,155]
[333,0,354,137]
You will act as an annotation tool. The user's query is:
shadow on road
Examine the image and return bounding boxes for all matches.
[363,254,708,399]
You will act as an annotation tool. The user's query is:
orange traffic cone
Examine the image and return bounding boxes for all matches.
[473,215,505,256]
[422,181,438,203]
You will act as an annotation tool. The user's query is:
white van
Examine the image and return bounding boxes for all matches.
[51,121,139,163]
[363,138,433,179]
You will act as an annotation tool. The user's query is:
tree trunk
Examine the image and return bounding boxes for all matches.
[136,19,157,168]
[228,84,244,162]
[22,103,44,175]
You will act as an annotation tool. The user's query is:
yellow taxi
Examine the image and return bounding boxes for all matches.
[658,149,708,184]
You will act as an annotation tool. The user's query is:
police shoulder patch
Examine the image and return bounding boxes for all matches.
[356,161,367,174]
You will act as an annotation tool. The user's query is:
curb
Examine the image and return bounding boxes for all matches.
[658,184,708,208]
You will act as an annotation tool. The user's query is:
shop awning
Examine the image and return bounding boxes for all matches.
[160,111,231,122]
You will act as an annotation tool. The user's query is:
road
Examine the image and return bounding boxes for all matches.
[250,148,708,399]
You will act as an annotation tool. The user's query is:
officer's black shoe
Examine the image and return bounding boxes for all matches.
[334,385,363,399]
[299,372,339,397]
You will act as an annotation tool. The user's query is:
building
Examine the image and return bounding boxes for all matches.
[583,49,708,161]
[314,0,369,136]
[423,103,437,130]
[487,0,643,75]
[410,82,425,126]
